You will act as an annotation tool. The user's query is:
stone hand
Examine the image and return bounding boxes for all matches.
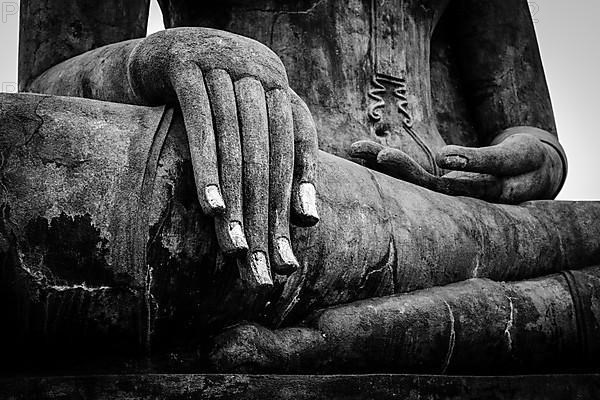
[351,127,565,204]
[127,28,319,288]
[436,127,566,203]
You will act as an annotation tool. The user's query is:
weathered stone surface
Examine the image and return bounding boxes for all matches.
[0,93,171,371]
[2,374,600,400]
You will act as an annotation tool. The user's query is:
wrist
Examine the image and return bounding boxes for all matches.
[127,34,175,105]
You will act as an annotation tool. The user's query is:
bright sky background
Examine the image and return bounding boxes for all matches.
[0,0,598,200]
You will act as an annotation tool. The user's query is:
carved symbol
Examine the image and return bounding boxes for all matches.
[367,75,386,123]
[367,73,413,129]
[366,73,440,176]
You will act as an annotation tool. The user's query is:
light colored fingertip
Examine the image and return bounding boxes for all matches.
[229,221,248,252]
[276,238,297,265]
[205,185,226,214]
[273,237,299,275]
[245,251,273,288]
[298,182,319,223]
[442,154,469,170]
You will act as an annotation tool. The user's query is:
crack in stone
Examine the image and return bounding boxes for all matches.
[504,296,515,351]
[145,263,157,352]
[18,262,113,292]
[0,96,46,201]
[471,216,486,279]
[45,283,111,292]
[238,0,326,14]
[441,300,455,374]
[365,169,398,293]
[358,238,396,294]
[266,0,326,48]
[472,253,480,278]
[275,260,308,328]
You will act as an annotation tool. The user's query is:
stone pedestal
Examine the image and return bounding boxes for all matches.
[2,374,599,399]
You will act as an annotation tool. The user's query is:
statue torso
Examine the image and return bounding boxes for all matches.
[163,0,481,170]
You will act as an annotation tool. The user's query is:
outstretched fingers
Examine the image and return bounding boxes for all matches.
[375,146,439,187]
[171,62,225,216]
[266,89,299,275]
[235,77,273,289]
[205,69,248,255]
[351,142,439,189]
[290,91,319,227]
[174,66,312,284]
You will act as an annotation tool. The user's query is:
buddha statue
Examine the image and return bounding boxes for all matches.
[2,0,599,375]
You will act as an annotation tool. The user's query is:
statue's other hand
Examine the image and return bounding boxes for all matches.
[349,141,496,200]
[350,127,565,204]
[128,28,319,288]
[436,127,565,203]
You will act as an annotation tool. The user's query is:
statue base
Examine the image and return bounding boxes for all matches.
[2,374,599,399]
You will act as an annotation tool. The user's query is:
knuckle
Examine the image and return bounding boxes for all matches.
[203,33,287,90]
[161,28,289,90]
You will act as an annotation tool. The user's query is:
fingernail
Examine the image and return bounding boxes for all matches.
[249,251,273,287]
[299,183,319,221]
[275,237,299,274]
[229,221,248,251]
[443,155,468,169]
[205,185,226,213]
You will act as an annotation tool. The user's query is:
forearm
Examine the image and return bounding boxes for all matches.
[25,39,144,105]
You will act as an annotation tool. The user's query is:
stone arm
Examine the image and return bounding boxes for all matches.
[352,0,566,204]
